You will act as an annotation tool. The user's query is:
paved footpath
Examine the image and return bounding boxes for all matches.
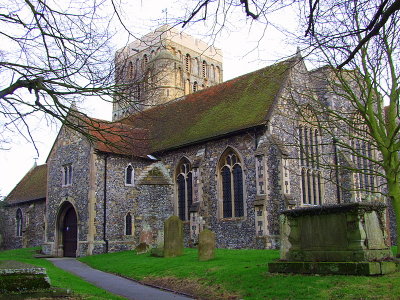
[48,258,193,300]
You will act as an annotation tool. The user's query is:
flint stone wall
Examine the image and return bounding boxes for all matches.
[0,200,45,250]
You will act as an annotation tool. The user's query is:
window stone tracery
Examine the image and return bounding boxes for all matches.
[176,158,193,221]
[219,148,244,218]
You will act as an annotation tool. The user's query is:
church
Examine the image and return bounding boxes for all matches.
[0,26,383,257]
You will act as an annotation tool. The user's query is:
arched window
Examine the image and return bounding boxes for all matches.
[62,164,73,186]
[219,148,244,218]
[185,54,191,73]
[125,212,132,235]
[128,61,134,80]
[142,54,148,70]
[193,81,198,92]
[16,208,23,237]
[350,113,377,201]
[299,125,323,205]
[176,158,193,221]
[210,64,215,80]
[202,60,207,78]
[125,165,134,186]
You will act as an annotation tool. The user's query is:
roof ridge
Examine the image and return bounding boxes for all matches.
[123,57,297,121]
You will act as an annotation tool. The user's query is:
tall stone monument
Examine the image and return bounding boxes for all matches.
[164,216,184,257]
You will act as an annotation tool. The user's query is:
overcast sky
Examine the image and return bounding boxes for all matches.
[0,0,299,197]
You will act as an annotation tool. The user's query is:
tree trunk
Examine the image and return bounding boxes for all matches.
[387,179,400,257]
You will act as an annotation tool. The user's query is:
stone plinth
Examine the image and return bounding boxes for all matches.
[269,203,396,275]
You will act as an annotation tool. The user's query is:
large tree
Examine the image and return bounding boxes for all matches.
[0,0,145,153]
[181,0,400,253]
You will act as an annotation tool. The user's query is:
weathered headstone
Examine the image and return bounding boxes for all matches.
[163,216,183,257]
[198,229,215,261]
[135,242,150,254]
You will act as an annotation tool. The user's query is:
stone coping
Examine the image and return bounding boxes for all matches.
[0,260,46,275]
[282,202,387,217]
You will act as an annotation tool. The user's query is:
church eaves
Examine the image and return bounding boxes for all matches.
[5,164,47,205]
[123,58,295,152]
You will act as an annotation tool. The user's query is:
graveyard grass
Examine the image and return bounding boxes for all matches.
[0,247,123,299]
[1,247,399,299]
[80,247,400,300]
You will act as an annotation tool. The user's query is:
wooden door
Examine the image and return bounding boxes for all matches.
[62,207,77,257]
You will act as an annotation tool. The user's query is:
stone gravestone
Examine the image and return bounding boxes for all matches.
[198,229,215,261]
[135,242,150,254]
[163,216,183,257]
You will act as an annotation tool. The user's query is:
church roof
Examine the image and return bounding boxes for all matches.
[123,58,294,152]
[5,164,47,205]
[85,118,149,157]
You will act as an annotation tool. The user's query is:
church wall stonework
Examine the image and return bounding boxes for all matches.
[92,154,174,254]
[0,200,45,250]
[43,127,93,256]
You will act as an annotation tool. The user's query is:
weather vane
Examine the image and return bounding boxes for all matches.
[161,8,168,24]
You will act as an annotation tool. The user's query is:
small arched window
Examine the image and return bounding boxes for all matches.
[193,81,198,92]
[176,158,193,221]
[16,208,23,237]
[202,60,208,78]
[128,61,134,80]
[142,54,148,70]
[219,148,244,218]
[125,212,132,235]
[185,54,191,73]
[62,164,73,186]
[125,165,134,186]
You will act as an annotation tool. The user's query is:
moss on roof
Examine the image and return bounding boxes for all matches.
[5,164,47,204]
[124,58,294,152]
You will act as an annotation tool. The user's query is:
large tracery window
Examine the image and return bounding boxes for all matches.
[219,148,244,218]
[176,158,193,221]
[16,208,23,237]
[299,125,323,205]
[350,114,377,201]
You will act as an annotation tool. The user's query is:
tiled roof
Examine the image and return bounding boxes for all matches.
[5,164,47,204]
[123,58,294,152]
[84,118,149,157]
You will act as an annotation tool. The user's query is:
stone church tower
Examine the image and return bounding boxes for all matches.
[112,25,223,120]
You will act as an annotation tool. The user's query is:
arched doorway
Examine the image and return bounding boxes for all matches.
[57,202,78,257]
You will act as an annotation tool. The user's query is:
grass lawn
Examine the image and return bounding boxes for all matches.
[0,247,123,300]
[80,247,400,300]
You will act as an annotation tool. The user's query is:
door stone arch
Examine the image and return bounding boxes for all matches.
[56,201,78,257]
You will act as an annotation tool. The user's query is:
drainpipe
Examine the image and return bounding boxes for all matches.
[103,154,109,253]
[333,138,341,203]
